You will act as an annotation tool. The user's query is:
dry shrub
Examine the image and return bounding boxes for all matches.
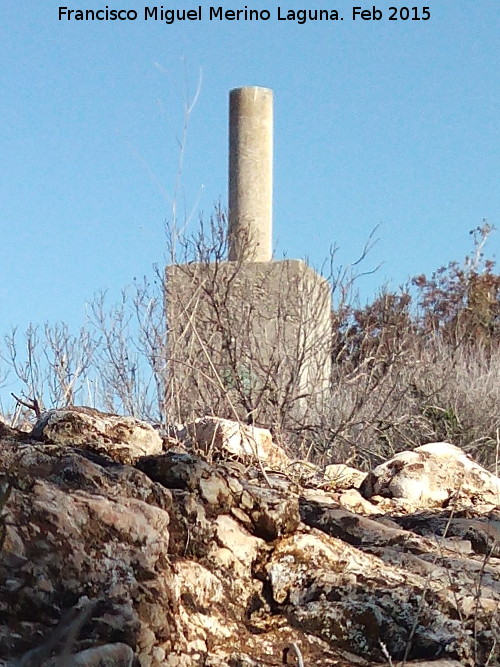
[165,220,332,431]
[314,222,500,470]
[1,217,499,474]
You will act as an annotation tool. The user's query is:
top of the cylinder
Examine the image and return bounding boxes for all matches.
[230,86,273,95]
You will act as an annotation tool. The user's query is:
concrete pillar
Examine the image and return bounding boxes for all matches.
[228,86,273,262]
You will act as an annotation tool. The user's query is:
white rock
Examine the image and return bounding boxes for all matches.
[175,416,289,468]
[361,441,500,508]
[214,514,264,564]
[32,407,162,464]
[324,463,367,489]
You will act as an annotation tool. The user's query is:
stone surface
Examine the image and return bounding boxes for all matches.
[166,259,332,425]
[360,441,500,508]
[174,416,290,468]
[1,422,500,666]
[228,86,273,263]
[324,463,367,489]
[376,662,464,667]
[70,643,135,667]
[31,407,163,464]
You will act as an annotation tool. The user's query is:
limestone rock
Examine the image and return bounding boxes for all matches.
[264,529,470,662]
[174,416,289,468]
[0,417,23,440]
[360,441,500,507]
[376,662,464,667]
[69,643,134,667]
[324,463,367,489]
[240,480,300,540]
[137,452,300,540]
[337,488,382,514]
[1,421,500,666]
[31,406,162,464]
[395,509,500,558]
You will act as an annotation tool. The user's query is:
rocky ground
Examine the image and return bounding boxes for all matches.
[0,408,499,666]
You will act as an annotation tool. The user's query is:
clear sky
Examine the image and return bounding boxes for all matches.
[1,0,499,340]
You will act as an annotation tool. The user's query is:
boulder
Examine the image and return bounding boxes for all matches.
[360,441,500,508]
[174,416,289,468]
[0,417,23,440]
[65,643,135,667]
[1,422,500,666]
[264,529,468,662]
[324,463,367,489]
[31,406,163,464]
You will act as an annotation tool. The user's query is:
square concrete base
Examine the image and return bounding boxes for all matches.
[166,259,331,426]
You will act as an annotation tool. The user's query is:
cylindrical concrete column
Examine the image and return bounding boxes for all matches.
[228,86,273,262]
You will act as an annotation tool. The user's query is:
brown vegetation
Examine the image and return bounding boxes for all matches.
[1,219,499,472]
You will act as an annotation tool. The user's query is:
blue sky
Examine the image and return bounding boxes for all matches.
[1,0,499,341]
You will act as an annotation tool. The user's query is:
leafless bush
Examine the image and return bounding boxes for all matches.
[314,222,500,470]
[324,330,500,470]
[86,280,169,422]
[164,207,333,431]
[1,216,498,475]
[415,338,500,466]
[309,289,430,466]
[2,323,97,424]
